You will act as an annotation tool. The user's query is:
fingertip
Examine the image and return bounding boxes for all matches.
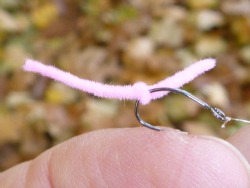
[188,135,250,187]
[228,125,250,163]
[129,128,250,187]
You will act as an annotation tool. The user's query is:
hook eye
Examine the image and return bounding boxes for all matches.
[210,107,230,122]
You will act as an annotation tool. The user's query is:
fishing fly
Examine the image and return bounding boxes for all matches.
[23,58,250,131]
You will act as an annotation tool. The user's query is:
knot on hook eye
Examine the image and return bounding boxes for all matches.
[210,107,231,122]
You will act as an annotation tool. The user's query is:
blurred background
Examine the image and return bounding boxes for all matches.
[1,0,250,171]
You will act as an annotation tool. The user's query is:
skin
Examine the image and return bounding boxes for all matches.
[0,126,250,188]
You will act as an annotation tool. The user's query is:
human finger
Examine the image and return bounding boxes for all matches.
[0,127,250,187]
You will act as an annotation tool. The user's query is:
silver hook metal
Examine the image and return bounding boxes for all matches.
[135,87,250,131]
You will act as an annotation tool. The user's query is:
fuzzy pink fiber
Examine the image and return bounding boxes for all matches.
[23,58,216,105]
